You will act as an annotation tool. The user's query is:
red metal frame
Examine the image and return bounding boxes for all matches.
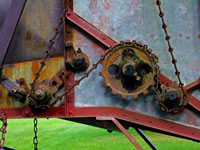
[65,9,200,112]
[66,9,117,48]
[0,3,200,146]
[3,106,200,141]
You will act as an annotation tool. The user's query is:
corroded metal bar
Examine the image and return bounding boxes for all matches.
[135,128,158,150]
[66,9,117,48]
[97,116,143,150]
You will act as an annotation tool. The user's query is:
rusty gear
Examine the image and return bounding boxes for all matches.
[158,85,186,113]
[99,41,158,100]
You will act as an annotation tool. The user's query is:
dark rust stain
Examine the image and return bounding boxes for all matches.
[25,31,32,41]
[178,33,183,37]
[198,34,200,39]
[31,61,39,80]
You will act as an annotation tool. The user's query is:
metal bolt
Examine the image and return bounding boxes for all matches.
[77,48,82,53]
[68,99,72,102]
[34,89,45,100]
[12,89,17,94]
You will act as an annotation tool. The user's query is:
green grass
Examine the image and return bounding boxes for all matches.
[4,119,200,150]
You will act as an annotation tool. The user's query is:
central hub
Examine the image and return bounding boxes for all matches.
[122,64,135,77]
[28,84,53,110]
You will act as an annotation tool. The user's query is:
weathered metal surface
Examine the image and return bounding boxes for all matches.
[0,0,64,64]
[0,57,64,108]
[0,0,199,142]
[73,0,200,128]
[0,0,26,66]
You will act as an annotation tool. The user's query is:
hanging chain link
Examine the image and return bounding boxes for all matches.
[0,117,7,150]
[31,1,72,150]
[33,118,38,150]
[155,0,186,97]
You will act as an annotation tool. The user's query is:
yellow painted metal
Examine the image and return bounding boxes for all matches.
[0,57,64,108]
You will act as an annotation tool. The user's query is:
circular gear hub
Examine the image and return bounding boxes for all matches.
[99,41,158,99]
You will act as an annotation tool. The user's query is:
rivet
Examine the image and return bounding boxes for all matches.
[69,110,73,114]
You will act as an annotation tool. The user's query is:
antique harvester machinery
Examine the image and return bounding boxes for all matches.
[0,0,200,149]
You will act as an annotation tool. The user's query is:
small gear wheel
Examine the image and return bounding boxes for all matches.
[99,41,158,99]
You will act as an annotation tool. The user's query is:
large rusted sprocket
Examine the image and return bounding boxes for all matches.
[99,41,158,100]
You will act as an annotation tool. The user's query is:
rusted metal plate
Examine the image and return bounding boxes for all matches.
[0,0,64,64]
[0,57,64,108]
[73,0,200,128]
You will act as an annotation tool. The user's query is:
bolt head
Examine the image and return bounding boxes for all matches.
[34,89,45,100]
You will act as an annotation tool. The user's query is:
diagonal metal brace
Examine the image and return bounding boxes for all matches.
[96,116,143,150]
[0,0,27,74]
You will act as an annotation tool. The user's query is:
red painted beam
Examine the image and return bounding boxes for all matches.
[3,107,200,142]
[184,77,200,93]
[66,9,117,48]
[65,10,200,112]
[74,107,200,142]
[187,96,200,112]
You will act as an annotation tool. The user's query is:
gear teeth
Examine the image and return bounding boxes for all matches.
[132,95,138,100]
[143,90,149,95]
[121,95,127,100]
[99,41,158,101]
[138,41,143,45]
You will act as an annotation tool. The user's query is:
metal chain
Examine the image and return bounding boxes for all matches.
[31,1,71,149]
[33,118,38,150]
[0,117,7,150]
[56,41,160,100]
[29,0,160,101]
[57,46,113,99]
[30,0,71,92]
[155,0,186,97]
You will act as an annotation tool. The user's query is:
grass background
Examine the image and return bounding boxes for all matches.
[4,119,200,150]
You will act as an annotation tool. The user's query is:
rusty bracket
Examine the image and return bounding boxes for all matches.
[96,116,143,150]
[0,75,26,102]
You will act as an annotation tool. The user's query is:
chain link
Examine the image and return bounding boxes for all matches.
[0,117,7,150]
[57,46,114,100]
[30,0,71,93]
[33,118,38,150]
[56,41,160,100]
[155,0,186,97]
